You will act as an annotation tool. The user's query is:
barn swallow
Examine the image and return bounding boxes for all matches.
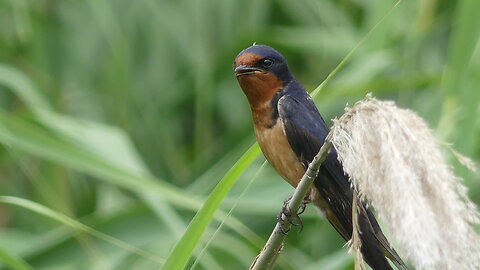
[234,44,408,270]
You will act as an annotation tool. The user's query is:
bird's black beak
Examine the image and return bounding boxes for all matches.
[234,65,263,77]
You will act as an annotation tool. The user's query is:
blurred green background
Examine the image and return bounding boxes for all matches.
[0,0,479,269]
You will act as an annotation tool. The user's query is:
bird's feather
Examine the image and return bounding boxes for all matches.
[277,90,407,270]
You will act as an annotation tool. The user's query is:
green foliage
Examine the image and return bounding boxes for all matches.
[0,0,479,269]
[160,144,260,270]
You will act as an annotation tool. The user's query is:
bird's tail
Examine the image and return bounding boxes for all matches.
[357,202,409,270]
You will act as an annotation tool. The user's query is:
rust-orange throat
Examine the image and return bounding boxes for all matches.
[234,52,283,111]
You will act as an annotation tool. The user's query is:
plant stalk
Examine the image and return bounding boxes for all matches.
[249,136,332,270]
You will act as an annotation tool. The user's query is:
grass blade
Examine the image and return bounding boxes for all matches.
[0,110,198,209]
[160,144,261,270]
[441,0,480,156]
[0,247,34,270]
[0,196,164,265]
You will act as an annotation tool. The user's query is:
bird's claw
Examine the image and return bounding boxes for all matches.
[277,196,311,234]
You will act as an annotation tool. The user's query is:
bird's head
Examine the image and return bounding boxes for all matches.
[234,45,292,109]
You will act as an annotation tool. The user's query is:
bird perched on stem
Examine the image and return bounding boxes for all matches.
[233,44,407,270]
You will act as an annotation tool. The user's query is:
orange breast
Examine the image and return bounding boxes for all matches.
[254,120,306,187]
[252,104,332,215]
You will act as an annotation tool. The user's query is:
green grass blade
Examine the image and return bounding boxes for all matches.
[0,246,33,270]
[441,0,480,156]
[310,0,402,99]
[160,144,261,270]
[0,65,149,175]
[0,64,50,111]
[0,110,198,209]
[0,196,164,265]
[441,0,480,94]
[189,161,268,269]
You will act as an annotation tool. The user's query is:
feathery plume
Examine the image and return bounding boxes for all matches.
[330,94,480,270]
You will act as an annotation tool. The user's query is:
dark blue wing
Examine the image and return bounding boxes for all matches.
[277,93,354,236]
[277,93,407,270]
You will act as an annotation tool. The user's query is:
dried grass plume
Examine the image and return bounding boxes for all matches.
[330,94,480,270]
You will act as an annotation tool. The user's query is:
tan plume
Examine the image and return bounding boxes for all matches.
[330,94,480,270]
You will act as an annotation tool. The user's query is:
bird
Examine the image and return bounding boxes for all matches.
[233,44,407,270]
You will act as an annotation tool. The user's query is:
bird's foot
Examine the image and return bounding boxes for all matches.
[277,196,311,234]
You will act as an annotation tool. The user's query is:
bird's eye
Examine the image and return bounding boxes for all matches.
[261,58,273,68]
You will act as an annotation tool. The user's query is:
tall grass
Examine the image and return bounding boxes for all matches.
[0,0,478,269]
